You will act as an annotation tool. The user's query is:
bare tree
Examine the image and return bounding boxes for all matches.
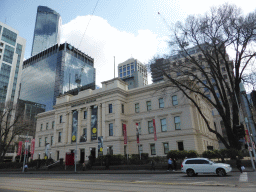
[151,4,256,149]
[0,101,34,162]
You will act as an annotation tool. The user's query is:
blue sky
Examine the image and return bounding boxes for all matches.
[1,0,255,85]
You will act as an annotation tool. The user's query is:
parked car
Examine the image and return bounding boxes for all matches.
[181,158,232,177]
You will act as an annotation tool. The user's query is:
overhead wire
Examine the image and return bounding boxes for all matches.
[78,0,100,49]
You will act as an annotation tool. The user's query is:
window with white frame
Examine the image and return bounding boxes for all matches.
[45,137,48,146]
[161,118,167,132]
[58,132,62,142]
[51,136,54,146]
[84,110,87,119]
[174,116,181,130]
[52,121,55,129]
[60,115,62,123]
[40,124,43,131]
[177,141,184,150]
[135,103,139,113]
[39,138,42,147]
[46,122,48,130]
[146,101,151,111]
[172,95,178,106]
[148,120,154,134]
[109,123,113,136]
[150,144,156,155]
[109,104,113,113]
[159,98,164,108]
[163,143,169,154]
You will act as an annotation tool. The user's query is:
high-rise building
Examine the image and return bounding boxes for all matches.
[0,21,26,105]
[118,58,148,89]
[20,43,95,111]
[31,6,61,56]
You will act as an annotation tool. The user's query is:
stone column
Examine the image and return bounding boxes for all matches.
[87,106,92,142]
[101,103,106,138]
[114,101,122,136]
[67,111,72,144]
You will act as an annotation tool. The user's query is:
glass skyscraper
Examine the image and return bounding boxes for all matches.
[0,21,26,105]
[31,6,61,56]
[20,43,95,111]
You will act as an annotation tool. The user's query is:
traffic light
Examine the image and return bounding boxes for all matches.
[234,124,245,138]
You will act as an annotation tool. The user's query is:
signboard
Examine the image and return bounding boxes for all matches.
[91,106,98,140]
[98,136,103,156]
[71,110,78,142]
[123,124,127,144]
[153,119,157,141]
[136,123,139,144]
[17,141,22,156]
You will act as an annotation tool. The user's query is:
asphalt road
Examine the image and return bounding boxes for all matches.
[0,172,256,192]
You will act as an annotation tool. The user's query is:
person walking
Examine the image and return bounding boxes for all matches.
[167,157,174,171]
[236,156,243,173]
[172,158,177,171]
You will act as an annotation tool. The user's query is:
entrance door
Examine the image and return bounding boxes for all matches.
[90,148,96,158]
[80,149,85,163]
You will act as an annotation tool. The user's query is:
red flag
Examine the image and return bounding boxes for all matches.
[153,119,157,141]
[30,139,35,159]
[17,141,22,156]
[136,123,140,144]
[123,124,127,144]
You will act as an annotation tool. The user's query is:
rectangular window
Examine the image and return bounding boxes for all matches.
[60,115,62,123]
[150,144,156,155]
[109,123,113,136]
[52,121,55,129]
[127,66,130,70]
[222,67,226,72]
[172,95,178,106]
[127,71,130,75]
[109,104,112,113]
[161,118,167,132]
[57,151,59,160]
[131,65,134,69]
[163,143,169,154]
[123,72,126,76]
[39,138,41,147]
[1,28,17,46]
[51,136,54,146]
[84,111,87,119]
[178,141,184,151]
[148,120,154,134]
[120,73,122,78]
[122,104,124,113]
[174,116,181,130]
[58,132,62,142]
[107,146,113,155]
[80,128,87,142]
[146,101,151,111]
[40,124,43,131]
[45,137,48,146]
[135,103,139,113]
[46,122,48,130]
[159,98,164,108]
[119,68,122,73]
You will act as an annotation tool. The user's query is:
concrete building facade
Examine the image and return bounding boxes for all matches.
[34,78,218,162]
[0,21,26,105]
[118,58,148,89]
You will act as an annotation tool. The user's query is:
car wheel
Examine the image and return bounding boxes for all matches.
[216,168,226,177]
[187,169,195,177]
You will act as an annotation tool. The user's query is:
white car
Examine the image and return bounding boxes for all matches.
[181,158,232,177]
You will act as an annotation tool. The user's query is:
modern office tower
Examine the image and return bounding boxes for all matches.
[0,21,26,105]
[31,6,61,56]
[20,43,95,111]
[118,58,148,89]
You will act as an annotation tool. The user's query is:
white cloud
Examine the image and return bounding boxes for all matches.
[61,15,167,86]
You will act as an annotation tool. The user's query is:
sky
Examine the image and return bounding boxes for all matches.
[1,0,255,86]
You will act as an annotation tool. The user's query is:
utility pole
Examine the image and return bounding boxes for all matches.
[22,133,28,173]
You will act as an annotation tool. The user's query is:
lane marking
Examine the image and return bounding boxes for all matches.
[239,172,248,182]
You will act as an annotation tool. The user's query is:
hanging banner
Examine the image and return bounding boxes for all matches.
[123,124,127,144]
[17,141,22,156]
[136,123,140,144]
[30,139,35,159]
[153,119,157,141]
[71,110,78,142]
[91,106,98,140]
[98,136,103,156]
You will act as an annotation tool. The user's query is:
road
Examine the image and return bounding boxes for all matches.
[0,172,256,192]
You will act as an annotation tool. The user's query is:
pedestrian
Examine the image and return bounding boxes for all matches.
[236,156,243,173]
[151,160,155,171]
[82,162,86,171]
[24,164,28,172]
[167,157,174,171]
[172,158,177,171]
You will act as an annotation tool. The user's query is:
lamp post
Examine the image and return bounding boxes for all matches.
[39,153,40,159]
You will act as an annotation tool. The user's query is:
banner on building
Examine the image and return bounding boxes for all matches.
[91,106,98,140]
[71,110,78,142]
[17,141,22,156]
[123,124,127,144]
[30,139,35,159]
[136,123,140,144]
[98,136,103,156]
[153,119,157,141]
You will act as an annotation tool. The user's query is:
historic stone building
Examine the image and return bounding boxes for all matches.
[34,78,218,162]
